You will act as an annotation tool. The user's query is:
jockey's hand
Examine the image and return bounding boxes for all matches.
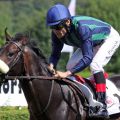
[54,71,72,78]
[48,63,56,75]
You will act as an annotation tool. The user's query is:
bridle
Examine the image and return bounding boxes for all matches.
[8,41,24,70]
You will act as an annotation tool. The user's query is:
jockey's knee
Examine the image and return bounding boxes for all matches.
[90,62,104,73]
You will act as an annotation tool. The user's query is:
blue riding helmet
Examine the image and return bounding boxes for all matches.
[46,4,71,26]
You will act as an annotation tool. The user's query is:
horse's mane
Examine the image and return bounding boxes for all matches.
[13,32,48,64]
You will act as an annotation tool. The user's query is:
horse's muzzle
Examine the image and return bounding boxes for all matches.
[0,59,9,74]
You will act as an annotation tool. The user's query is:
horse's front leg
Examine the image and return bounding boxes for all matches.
[29,112,35,120]
[28,106,37,120]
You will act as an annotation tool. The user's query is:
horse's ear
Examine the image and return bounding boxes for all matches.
[5,28,12,41]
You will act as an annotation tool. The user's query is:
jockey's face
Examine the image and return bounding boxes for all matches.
[51,19,71,39]
[53,28,67,39]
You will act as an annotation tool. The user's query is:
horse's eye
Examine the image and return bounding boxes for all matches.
[7,52,14,58]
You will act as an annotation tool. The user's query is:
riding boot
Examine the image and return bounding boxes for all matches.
[96,92,109,118]
[89,71,109,118]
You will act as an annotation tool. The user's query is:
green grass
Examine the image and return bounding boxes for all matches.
[0,107,29,120]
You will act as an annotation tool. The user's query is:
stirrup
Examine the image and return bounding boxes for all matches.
[89,106,109,118]
[96,107,109,118]
[89,106,100,117]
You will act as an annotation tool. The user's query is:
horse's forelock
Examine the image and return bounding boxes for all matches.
[13,32,28,42]
[12,32,47,63]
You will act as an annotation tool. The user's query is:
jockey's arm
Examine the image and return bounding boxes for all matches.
[49,32,64,68]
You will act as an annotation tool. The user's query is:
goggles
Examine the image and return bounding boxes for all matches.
[50,22,65,30]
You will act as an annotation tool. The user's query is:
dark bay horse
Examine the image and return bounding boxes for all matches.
[0,29,88,120]
[1,29,119,120]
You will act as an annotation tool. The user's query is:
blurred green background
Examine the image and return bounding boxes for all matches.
[0,0,120,119]
[0,0,120,75]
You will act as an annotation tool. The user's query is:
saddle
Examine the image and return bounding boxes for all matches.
[67,74,120,116]
[61,77,88,106]
[67,75,102,107]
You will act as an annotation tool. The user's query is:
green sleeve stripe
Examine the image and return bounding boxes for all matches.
[77,16,109,25]
[82,24,110,30]
[72,16,110,28]
[92,33,109,40]
[82,24,101,30]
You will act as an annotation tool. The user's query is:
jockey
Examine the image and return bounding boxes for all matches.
[46,3,120,118]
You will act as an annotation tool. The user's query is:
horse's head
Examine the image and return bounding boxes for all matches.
[0,28,51,84]
[0,28,30,77]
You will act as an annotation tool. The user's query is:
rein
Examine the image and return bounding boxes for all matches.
[5,75,59,80]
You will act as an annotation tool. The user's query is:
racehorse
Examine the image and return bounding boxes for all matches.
[0,29,88,120]
[0,29,119,120]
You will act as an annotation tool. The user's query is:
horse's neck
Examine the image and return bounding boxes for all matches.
[24,48,50,76]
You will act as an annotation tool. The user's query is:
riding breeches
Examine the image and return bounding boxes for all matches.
[66,27,120,74]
